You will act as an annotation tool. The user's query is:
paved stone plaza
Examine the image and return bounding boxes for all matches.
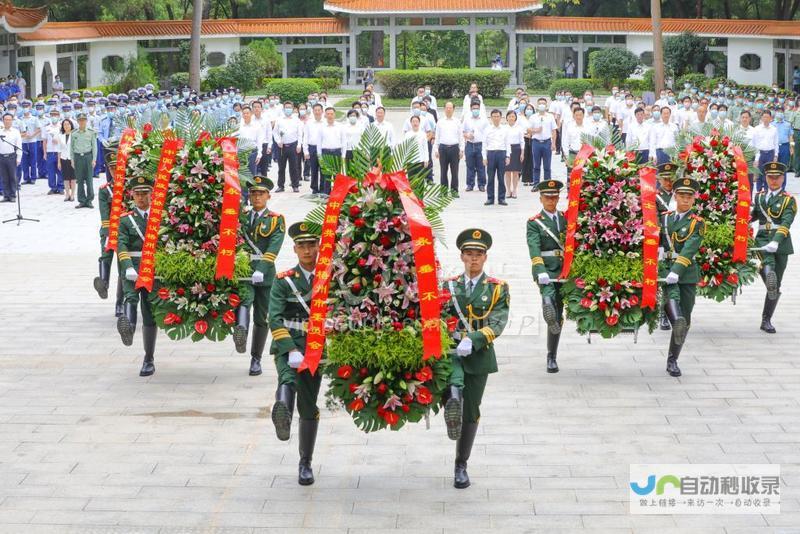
[1,126,800,533]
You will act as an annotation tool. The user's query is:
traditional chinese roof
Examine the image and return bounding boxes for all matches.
[0,2,47,33]
[324,0,541,14]
[516,16,800,39]
[19,17,348,44]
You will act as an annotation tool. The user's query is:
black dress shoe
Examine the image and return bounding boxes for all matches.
[547,356,559,373]
[483,201,494,205]
[84,202,94,208]
[498,200,508,205]
[292,187,299,193]
[275,187,285,192]
[139,359,155,377]
[478,187,485,192]
[298,461,314,486]
[666,358,682,377]
[74,204,84,209]
[249,357,262,376]
[465,187,474,192]
[454,462,470,489]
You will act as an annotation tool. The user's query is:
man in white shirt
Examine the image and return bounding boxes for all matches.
[238,105,264,178]
[530,97,558,187]
[461,83,485,120]
[462,99,488,192]
[302,103,325,196]
[507,87,525,112]
[252,100,272,175]
[273,101,303,193]
[618,94,637,144]
[433,101,464,196]
[318,107,345,196]
[561,107,587,166]
[675,96,697,129]
[586,105,610,138]
[626,107,652,164]
[373,106,395,147]
[0,112,22,201]
[752,109,779,192]
[650,106,679,165]
[482,109,511,206]
[604,87,619,122]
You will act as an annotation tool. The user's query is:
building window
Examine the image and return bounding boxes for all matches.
[740,53,761,71]
[640,51,653,67]
[102,55,124,73]
[207,52,226,67]
[17,46,32,58]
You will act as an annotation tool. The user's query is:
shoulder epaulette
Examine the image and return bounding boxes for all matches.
[528,214,542,221]
[782,191,792,197]
[444,275,460,282]
[485,276,506,285]
[276,269,295,279]
[121,210,132,216]
[268,211,283,218]
[690,214,703,221]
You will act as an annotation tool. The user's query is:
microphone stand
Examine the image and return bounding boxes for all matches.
[1,135,39,225]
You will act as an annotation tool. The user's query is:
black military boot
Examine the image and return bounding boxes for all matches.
[443,385,463,441]
[546,330,561,373]
[93,260,110,299]
[664,299,687,346]
[666,333,683,377]
[542,296,561,335]
[117,302,137,346]
[454,422,479,489]
[760,293,780,334]
[272,384,295,441]
[298,418,319,486]
[249,325,268,376]
[762,265,779,300]
[232,305,250,354]
[140,325,157,377]
[114,278,124,317]
[658,305,671,330]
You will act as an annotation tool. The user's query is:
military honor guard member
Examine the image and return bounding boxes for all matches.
[751,162,796,333]
[268,222,322,486]
[116,176,158,377]
[659,177,705,377]
[93,175,124,317]
[656,163,677,331]
[526,180,567,373]
[235,175,285,375]
[442,229,509,489]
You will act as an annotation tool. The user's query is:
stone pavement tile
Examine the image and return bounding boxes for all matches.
[488,514,583,528]
[29,510,122,526]
[303,511,396,529]
[0,496,89,511]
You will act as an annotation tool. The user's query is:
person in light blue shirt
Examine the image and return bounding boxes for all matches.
[774,110,793,190]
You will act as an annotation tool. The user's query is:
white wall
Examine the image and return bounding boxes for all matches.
[626,34,652,60]
[32,44,56,96]
[201,36,240,73]
[88,39,138,87]
[727,37,774,86]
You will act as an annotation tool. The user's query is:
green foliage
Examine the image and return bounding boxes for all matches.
[246,38,283,78]
[201,66,232,91]
[570,254,643,284]
[262,78,321,105]
[395,30,469,69]
[177,41,207,72]
[623,77,653,93]
[154,251,252,285]
[313,65,344,92]
[326,326,452,372]
[664,32,708,76]
[678,73,710,90]
[547,78,604,98]
[588,48,639,88]
[523,67,560,90]
[376,69,510,99]
[169,72,190,89]
[223,48,266,94]
[105,54,158,94]
[703,221,735,248]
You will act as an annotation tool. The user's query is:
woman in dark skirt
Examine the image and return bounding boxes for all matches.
[57,119,76,202]
[521,104,534,186]
[504,110,524,199]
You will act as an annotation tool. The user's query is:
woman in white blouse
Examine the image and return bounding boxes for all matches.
[403,115,429,179]
[504,110,525,199]
[737,110,756,191]
[57,118,76,202]
[343,109,365,170]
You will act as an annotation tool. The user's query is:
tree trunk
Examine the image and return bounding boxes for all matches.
[230,0,239,18]
[695,0,703,17]
[166,1,176,20]
[267,0,275,17]
[202,0,212,18]
[723,0,731,18]
[371,31,385,68]
[651,0,665,93]
[190,0,203,91]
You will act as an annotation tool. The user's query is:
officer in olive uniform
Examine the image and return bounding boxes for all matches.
[442,228,509,489]
[656,163,677,331]
[751,161,796,333]
[659,177,705,377]
[235,175,285,375]
[268,222,322,486]
[526,180,567,373]
[116,176,158,377]
[93,177,124,317]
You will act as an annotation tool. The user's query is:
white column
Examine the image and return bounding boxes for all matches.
[508,25,517,85]
[469,18,476,69]
[340,46,348,84]
[577,35,584,78]
[32,44,57,97]
[282,48,289,79]
[389,17,397,70]
[349,17,358,85]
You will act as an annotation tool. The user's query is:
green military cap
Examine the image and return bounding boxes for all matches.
[130,175,154,192]
[288,221,319,243]
[535,179,564,196]
[249,175,274,192]
[673,177,699,194]
[764,161,787,176]
[456,228,492,252]
[76,112,88,120]
[657,162,678,178]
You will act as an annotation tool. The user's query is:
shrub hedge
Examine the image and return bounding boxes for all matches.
[262,78,322,104]
[314,66,344,92]
[376,68,511,99]
[547,78,605,97]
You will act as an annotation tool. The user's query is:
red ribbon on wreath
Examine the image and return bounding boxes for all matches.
[387,170,442,361]
[732,146,751,263]
[135,137,183,292]
[638,166,659,310]
[105,128,137,252]
[559,144,595,279]
[300,174,357,375]
[215,138,241,280]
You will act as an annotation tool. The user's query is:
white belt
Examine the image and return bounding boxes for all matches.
[540,250,563,257]
[250,254,262,261]
[758,224,773,230]
[128,251,142,257]
[283,319,306,331]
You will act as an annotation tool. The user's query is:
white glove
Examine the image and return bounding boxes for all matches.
[537,272,551,285]
[456,337,473,357]
[288,350,304,368]
[125,267,138,281]
[762,241,779,253]
[665,272,679,285]
[251,270,264,284]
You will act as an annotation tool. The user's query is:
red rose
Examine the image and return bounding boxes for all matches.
[207,176,216,184]
[598,302,608,311]
[605,315,619,326]
[351,282,362,293]
[374,274,382,283]
[198,131,212,143]
[702,263,711,271]
[613,301,621,310]
[210,311,219,319]
[158,287,170,300]
[222,309,235,324]
[354,218,366,228]
[597,278,607,286]
[629,295,639,306]
[134,147,143,155]
[357,258,367,267]
[164,313,182,325]
[710,138,719,147]
[392,321,403,331]
[194,320,208,334]
[727,273,739,285]
[348,398,365,412]
[401,405,410,413]
[206,283,216,292]
[403,393,413,403]
[580,298,593,308]
[446,316,458,332]
[228,294,241,307]
[406,308,416,319]
[337,365,353,379]
[439,289,451,304]
[349,383,359,394]
[379,235,392,247]
[593,161,599,168]
[382,411,400,425]
[377,383,387,394]
[143,123,153,133]
[404,372,412,380]
[722,137,730,147]
[714,273,724,285]
[349,205,361,217]
[574,278,586,289]
[142,133,149,140]
[614,283,622,291]
[416,386,433,405]
[176,288,185,296]
[415,365,433,382]
[349,185,359,194]
[359,367,369,377]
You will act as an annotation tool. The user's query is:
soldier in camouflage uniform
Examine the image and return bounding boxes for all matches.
[268,222,321,486]
[659,177,705,377]
[93,177,124,317]
[526,180,567,373]
[442,228,510,489]
[751,162,796,333]
[116,176,158,377]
